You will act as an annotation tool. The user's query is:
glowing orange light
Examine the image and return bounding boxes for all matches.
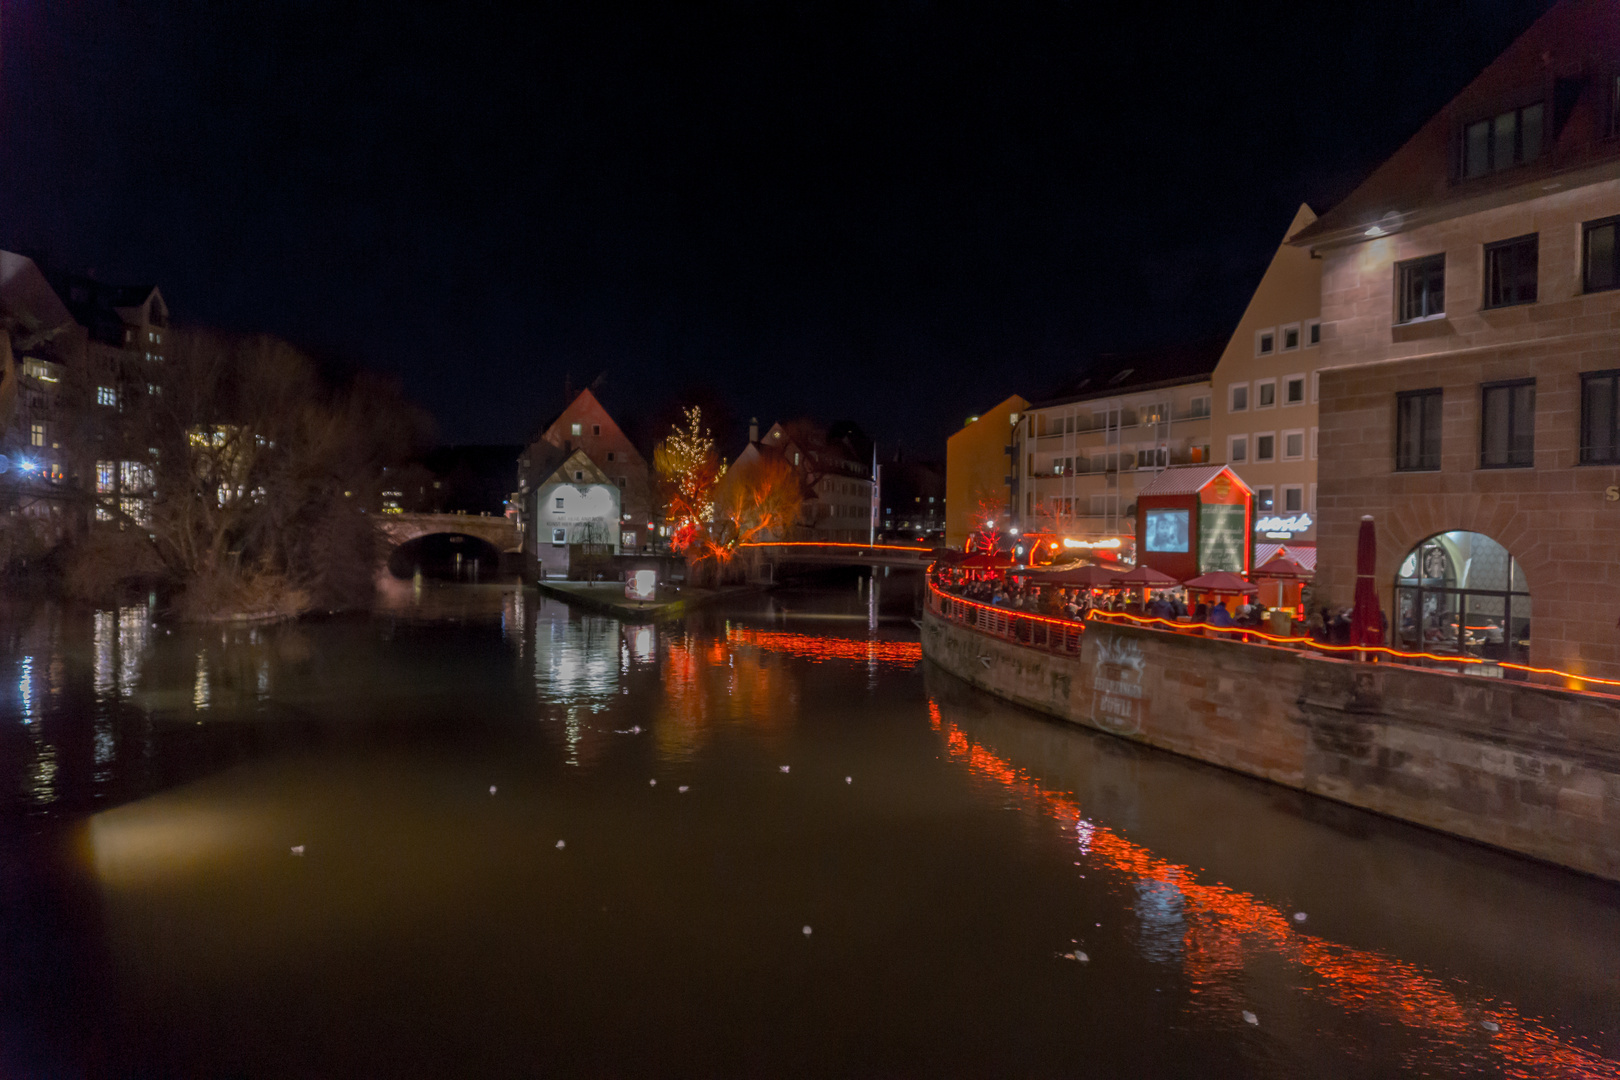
[927,700,1620,1078]
[726,625,921,668]
[739,541,930,553]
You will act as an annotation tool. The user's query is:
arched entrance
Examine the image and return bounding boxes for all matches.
[1394,531,1530,664]
[387,533,503,581]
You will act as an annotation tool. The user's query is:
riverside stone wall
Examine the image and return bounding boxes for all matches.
[920,609,1620,881]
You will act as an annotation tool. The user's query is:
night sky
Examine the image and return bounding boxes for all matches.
[0,0,1557,456]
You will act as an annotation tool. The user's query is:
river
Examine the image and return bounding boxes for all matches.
[1,571,1617,1078]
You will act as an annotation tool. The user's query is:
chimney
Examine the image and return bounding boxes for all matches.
[748,417,759,443]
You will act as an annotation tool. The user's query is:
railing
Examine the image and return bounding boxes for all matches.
[928,582,1620,694]
[928,585,1085,656]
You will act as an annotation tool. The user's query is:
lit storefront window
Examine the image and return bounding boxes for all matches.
[1395,531,1529,665]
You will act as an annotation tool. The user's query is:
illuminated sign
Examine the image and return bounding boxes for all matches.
[1254,513,1312,538]
[1063,537,1123,549]
[1144,509,1189,553]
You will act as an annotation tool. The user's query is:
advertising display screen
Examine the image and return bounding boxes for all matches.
[1144,508,1190,553]
[1198,504,1246,572]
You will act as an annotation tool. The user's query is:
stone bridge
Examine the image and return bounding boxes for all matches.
[378,512,522,553]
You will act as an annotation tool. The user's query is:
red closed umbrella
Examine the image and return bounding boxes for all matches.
[1351,515,1384,647]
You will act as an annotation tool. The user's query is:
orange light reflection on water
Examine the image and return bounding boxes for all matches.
[725,626,921,668]
[926,699,1618,1079]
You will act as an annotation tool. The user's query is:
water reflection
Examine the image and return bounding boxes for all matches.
[1,581,1617,1078]
[925,693,1620,1079]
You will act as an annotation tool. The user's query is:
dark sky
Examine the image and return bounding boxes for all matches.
[0,0,1557,456]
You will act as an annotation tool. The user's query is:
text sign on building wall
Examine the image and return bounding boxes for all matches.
[1254,513,1312,536]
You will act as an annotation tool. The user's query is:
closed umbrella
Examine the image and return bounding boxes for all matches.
[1351,515,1383,647]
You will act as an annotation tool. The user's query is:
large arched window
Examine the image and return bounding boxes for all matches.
[1395,532,1529,664]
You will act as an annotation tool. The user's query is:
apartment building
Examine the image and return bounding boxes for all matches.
[1210,204,1326,569]
[0,253,83,525]
[752,419,874,542]
[1009,344,1220,556]
[1295,0,1620,682]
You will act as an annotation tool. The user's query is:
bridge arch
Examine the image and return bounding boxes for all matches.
[377,513,522,579]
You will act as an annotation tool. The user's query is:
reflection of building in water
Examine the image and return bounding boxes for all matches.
[530,606,621,768]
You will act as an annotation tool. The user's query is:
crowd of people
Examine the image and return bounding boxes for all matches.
[934,565,1360,642]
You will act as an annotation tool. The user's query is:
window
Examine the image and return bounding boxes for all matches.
[606,451,615,462]
[1256,487,1275,512]
[592,424,601,435]
[1580,369,1620,464]
[621,531,636,548]
[570,422,582,436]
[573,470,584,481]
[1396,388,1443,471]
[1584,216,1619,293]
[553,496,565,511]
[1462,102,1543,178]
[1255,379,1276,409]
[1255,433,1276,462]
[1190,394,1211,418]
[96,461,114,493]
[97,385,117,407]
[29,423,44,447]
[1228,435,1248,464]
[1480,380,1535,468]
[551,527,567,545]
[616,476,627,487]
[1228,384,1249,412]
[1306,319,1321,347]
[1255,329,1275,356]
[1283,430,1305,460]
[1284,375,1306,405]
[1282,485,1304,513]
[1484,234,1538,307]
[1281,323,1301,351]
[1398,255,1445,322]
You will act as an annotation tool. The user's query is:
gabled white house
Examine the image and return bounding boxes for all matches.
[530,446,621,577]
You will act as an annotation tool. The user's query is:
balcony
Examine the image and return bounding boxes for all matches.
[1034,405,1211,440]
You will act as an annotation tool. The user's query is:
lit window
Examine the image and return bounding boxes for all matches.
[570,423,582,436]
[551,528,566,545]
[97,386,118,407]
[1256,487,1274,512]
[29,423,44,447]
[96,461,115,494]
[1461,102,1543,178]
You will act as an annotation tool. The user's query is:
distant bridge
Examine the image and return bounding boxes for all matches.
[738,541,936,570]
[378,513,522,553]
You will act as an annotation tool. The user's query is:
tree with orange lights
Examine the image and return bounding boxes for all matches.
[712,453,803,551]
[966,487,1006,554]
[653,406,722,555]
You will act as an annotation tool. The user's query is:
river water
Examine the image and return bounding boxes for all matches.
[1,573,1617,1078]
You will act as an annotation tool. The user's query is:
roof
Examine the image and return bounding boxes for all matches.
[1292,0,1620,249]
[1256,543,1317,573]
[1030,340,1223,408]
[1134,464,1252,498]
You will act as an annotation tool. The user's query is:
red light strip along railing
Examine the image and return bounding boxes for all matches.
[738,541,933,554]
[927,582,1620,693]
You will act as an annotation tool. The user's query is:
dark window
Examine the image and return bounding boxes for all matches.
[1256,488,1274,512]
[1308,321,1320,345]
[1461,102,1543,178]
[1480,380,1535,468]
[1584,216,1619,293]
[1484,234,1538,307]
[1398,255,1445,322]
[1580,369,1620,465]
[1396,388,1443,471]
